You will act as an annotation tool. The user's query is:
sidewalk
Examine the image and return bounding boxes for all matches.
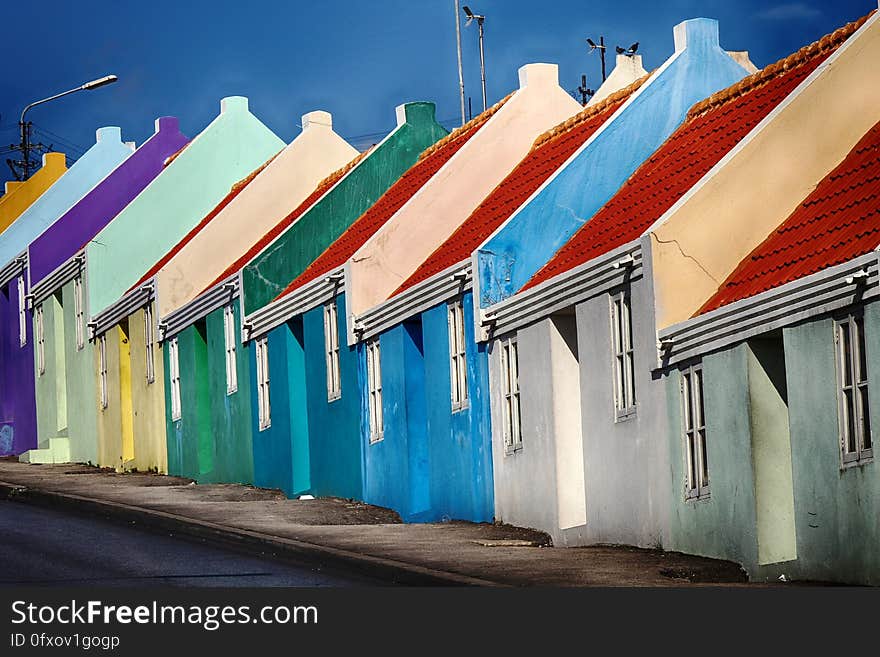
[0,459,752,587]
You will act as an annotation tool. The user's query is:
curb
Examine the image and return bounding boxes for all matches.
[0,481,503,587]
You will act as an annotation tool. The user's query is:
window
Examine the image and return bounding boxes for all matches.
[18,275,26,347]
[448,299,469,411]
[224,304,238,394]
[36,304,45,376]
[144,304,155,384]
[681,363,709,500]
[255,337,271,430]
[99,334,109,410]
[168,337,181,420]
[835,313,873,465]
[610,289,636,419]
[73,276,85,351]
[366,339,383,442]
[324,301,341,400]
[500,337,522,453]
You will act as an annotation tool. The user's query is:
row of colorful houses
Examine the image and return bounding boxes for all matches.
[2,11,879,584]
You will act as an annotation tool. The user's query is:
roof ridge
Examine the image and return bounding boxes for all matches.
[531,74,651,150]
[416,92,514,162]
[687,11,874,120]
[314,146,372,190]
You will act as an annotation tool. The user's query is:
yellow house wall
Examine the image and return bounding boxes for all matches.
[651,14,880,329]
[128,306,168,473]
[0,153,67,234]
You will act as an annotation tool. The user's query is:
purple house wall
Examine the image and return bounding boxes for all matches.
[0,118,188,457]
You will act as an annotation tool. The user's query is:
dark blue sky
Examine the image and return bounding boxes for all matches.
[0,0,874,170]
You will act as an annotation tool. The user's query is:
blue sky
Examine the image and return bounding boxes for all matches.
[0,0,874,171]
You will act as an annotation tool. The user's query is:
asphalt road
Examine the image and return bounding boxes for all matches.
[0,501,382,587]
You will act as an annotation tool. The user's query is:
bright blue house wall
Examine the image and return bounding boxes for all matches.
[302,295,363,500]
[251,319,310,496]
[362,292,494,522]
[475,18,750,307]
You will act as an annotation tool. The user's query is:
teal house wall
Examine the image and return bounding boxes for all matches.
[665,302,880,584]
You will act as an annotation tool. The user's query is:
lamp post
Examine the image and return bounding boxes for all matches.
[463,5,487,112]
[15,74,118,180]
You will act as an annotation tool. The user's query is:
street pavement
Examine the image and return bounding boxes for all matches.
[0,501,380,587]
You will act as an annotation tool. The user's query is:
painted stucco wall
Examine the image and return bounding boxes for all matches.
[206,302,254,484]
[364,292,494,522]
[95,323,130,469]
[28,118,188,286]
[154,111,358,318]
[0,276,36,455]
[128,306,167,472]
[651,12,880,329]
[475,18,749,308]
[86,97,284,316]
[301,295,362,499]
[0,153,67,235]
[33,294,67,446]
[0,128,134,268]
[249,320,310,496]
[240,102,447,315]
[347,64,582,316]
[589,54,648,106]
[664,306,880,584]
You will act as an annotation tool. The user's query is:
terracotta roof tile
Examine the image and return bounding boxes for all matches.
[273,97,508,300]
[698,119,880,315]
[391,77,649,297]
[204,147,371,291]
[132,152,279,289]
[522,13,870,293]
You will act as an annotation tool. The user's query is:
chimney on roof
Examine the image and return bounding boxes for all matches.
[4,181,22,194]
[155,116,180,134]
[589,53,648,105]
[220,96,249,113]
[726,51,759,74]
[302,110,332,131]
[518,63,559,89]
[673,18,720,53]
[95,126,122,143]
[395,102,437,128]
[124,141,137,151]
[42,152,65,167]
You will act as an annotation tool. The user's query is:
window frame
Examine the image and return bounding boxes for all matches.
[73,276,85,351]
[255,337,271,430]
[834,311,873,467]
[324,301,341,401]
[500,336,522,454]
[35,303,45,376]
[680,363,709,501]
[18,274,26,347]
[223,304,238,395]
[168,337,181,420]
[144,304,156,384]
[99,334,109,410]
[609,288,636,421]
[366,338,383,443]
[448,298,469,412]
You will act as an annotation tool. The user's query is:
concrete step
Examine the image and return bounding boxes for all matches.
[19,437,71,464]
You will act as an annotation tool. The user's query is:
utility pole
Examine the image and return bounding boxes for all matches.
[587,36,607,82]
[463,6,487,112]
[576,75,594,106]
[454,0,467,126]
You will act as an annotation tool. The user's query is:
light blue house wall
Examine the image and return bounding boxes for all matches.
[362,292,494,522]
[474,18,750,307]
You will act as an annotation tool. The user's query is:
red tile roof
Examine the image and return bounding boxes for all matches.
[204,147,371,291]
[391,77,649,297]
[132,152,279,289]
[273,96,510,300]
[698,119,880,315]
[521,13,871,293]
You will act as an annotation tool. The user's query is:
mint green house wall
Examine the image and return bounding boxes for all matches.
[34,293,68,446]
[86,97,285,316]
[665,302,880,584]
[240,102,448,315]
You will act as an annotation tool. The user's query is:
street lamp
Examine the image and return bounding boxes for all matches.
[462,5,487,112]
[14,74,118,180]
[453,1,467,126]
